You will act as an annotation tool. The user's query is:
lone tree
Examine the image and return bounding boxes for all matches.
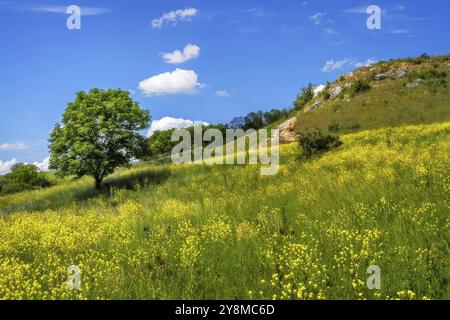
[49,88,151,189]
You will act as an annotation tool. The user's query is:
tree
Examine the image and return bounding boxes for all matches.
[263,108,290,125]
[242,111,265,131]
[49,89,151,189]
[0,164,51,194]
[293,84,314,111]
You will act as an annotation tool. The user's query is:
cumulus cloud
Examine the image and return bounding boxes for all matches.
[138,68,204,96]
[215,90,231,98]
[152,8,198,28]
[0,142,27,150]
[147,117,209,137]
[321,58,377,72]
[162,44,200,64]
[33,157,50,172]
[0,159,17,175]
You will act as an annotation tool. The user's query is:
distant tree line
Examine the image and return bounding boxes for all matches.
[143,124,228,160]
[143,108,291,160]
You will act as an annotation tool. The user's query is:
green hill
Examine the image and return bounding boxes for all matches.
[0,54,449,300]
[279,54,450,138]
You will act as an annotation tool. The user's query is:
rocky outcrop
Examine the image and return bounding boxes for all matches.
[329,85,342,98]
[406,79,423,89]
[304,99,323,112]
[395,70,407,78]
[375,73,389,81]
[277,117,298,143]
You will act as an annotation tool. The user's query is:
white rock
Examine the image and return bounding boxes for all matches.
[313,85,326,97]
[330,85,342,98]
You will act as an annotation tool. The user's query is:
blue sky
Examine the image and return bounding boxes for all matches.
[0,0,449,172]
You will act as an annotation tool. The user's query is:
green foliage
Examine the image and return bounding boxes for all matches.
[241,109,290,130]
[298,131,343,158]
[145,129,178,158]
[262,109,290,126]
[49,88,151,189]
[143,108,291,160]
[0,164,52,195]
[348,79,371,97]
[143,124,229,160]
[293,84,314,111]
[242,111,265,130]
[328,122,340,133]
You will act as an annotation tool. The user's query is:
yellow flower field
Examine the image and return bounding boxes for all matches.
[0,122,449,300]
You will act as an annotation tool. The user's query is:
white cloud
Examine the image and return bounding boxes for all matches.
[152,8,198,28]
[147,117,209,137]
[0,159,17,175]
[0,142,27,150]
[388,29,411,34]
[323,28,336,34]
[393,5,406,11]
[310,12,326,25]
[341,7,368,14]
[139,68,204,96]
[321,59,350,72]
[162,44,200,64]
[353,58,377,68]
[342,6,387,15]
[321,58,377,72]
[33,157,50,172]
[31,6,110,15]
[215,90,231,98]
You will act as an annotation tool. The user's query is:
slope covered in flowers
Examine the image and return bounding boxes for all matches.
[0,122,449,300]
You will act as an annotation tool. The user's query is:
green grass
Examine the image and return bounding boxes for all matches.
[0,122,449,300]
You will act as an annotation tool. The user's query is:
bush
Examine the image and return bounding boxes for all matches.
[298,131,343,158]
[0,164,52,195]
[328,122,340,133]
[349,79,371,97]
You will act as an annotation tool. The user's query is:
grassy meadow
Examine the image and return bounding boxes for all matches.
[0,122,449,300]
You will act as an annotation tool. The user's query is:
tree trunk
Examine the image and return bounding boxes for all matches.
[94,176,102,190]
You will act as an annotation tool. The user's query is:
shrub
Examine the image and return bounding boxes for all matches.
[328,122,340,133]
[0,164,52,195]
[349,79,371,97]
[298,131,343,158]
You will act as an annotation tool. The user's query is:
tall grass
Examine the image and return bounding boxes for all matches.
[0,122,449,300]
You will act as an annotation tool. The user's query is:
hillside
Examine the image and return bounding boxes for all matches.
[0,121,449,299]
[0,54,449,300]
[278,54,450,141]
